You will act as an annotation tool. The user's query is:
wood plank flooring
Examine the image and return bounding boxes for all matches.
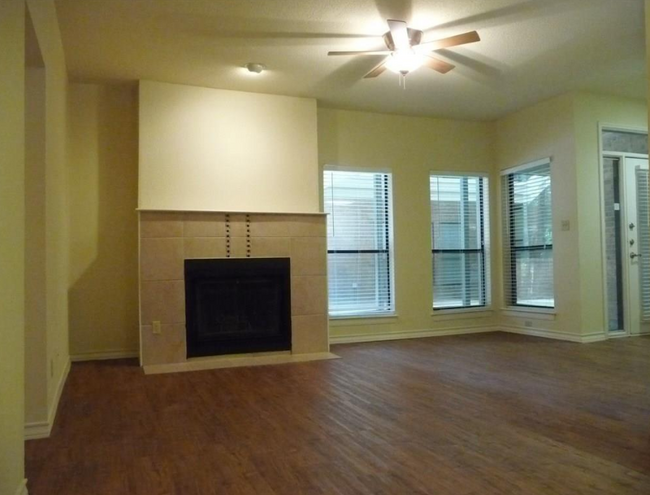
[25,333,650,494]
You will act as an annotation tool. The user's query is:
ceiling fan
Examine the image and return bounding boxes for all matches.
[328,19,480,81]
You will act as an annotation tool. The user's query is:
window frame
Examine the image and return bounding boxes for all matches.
[501,158,555,310]
[429,171,491,312]
[323,166,396,318]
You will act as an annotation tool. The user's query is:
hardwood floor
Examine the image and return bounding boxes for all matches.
[26,333,650,494]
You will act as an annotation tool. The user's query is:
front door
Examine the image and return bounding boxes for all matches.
[622,157,650,336]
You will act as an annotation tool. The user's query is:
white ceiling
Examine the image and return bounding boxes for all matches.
[56,0,647,121]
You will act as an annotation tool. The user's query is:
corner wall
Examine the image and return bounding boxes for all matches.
[68,83,139,359]
[24,0,71,438]
[493,91,647,341]
[0,1,27,492]
[573,92,648,337]
[494,93,582,340]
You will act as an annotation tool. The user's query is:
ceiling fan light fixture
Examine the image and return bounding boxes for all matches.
[385,50,424,75]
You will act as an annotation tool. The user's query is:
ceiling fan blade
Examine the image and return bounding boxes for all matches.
[364,60,388,78]
[423,56,455,74]
[328,50,391,56]
[418,31,480,51]
[387,19,410,50]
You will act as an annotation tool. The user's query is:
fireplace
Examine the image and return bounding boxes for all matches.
[138,211,330,371]
[184,258,292,358]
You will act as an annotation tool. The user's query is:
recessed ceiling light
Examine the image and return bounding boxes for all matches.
[243,63,266,75]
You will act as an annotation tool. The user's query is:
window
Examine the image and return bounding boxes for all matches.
[502,160,554,308]
[430,174,490,309]
[323,169,394,317]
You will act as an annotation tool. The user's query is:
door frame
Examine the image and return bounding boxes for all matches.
[598,123,648,338]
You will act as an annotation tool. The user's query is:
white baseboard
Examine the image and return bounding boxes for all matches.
[329,325,611,345]
[25,358,71,441]
[15,479,28,495]
[499,326,607,343]
[24,419,50,441]
[330,326,499,345]
[70,349,138,362]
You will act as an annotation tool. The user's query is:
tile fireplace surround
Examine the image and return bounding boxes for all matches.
[138,210,332,373]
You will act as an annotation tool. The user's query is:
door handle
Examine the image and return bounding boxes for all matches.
[630,252,642,259]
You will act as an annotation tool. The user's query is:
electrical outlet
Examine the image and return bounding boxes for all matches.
[561,220,570,231]
[153,321,162,335]
[524,320,533,328]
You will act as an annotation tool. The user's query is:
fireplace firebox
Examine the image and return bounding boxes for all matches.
[184,258,291,358]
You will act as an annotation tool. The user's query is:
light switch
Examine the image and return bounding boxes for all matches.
[153,321,162,334]
[561,220,570,231]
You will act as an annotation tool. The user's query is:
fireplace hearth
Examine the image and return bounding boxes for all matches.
[185,258,291,358]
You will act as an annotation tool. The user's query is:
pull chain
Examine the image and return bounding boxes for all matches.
[398,72,407,89]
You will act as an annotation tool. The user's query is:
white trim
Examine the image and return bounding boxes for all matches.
[137,208,326,216]
[429,173,492,314]
[598,125,611,337]
[24,420,51,441]
[324,168,397,316]
[329,326,499,344]
[14,479,28,495]
[600,123,648,136]
[329,313,398,324]
[144,351,339,375]
[70,349,139,362]
[500,157,552,176]
[25,358,71,440]
[324,164,393,174]
[432,307,494,317]
[500,326,607,343]
[501,307,556,320]
[604,151,649,159]
[598,123,649,338]
[429,170,489,178]
[330,325,612,346]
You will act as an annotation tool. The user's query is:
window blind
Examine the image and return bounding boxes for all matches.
[502,161,554,308]
[430,175,490,309]
[323,170,394,317]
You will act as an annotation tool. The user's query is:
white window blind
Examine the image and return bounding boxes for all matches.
[323,170,394,317]
[502,161,554,308]
[430,175,490,309]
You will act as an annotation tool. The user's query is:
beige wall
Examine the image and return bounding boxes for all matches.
[494,92,647,340]
[69,88,648,352]
[23,0,71,430]
[0,0,67,488]
[573,92,647,336]
[574,93,648,333]
[68,83,140,358]
[318,108,498,340]
[0,0,26,491]
[25,63,48,424]
[139,80,320,213]
[494,94,582,338]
